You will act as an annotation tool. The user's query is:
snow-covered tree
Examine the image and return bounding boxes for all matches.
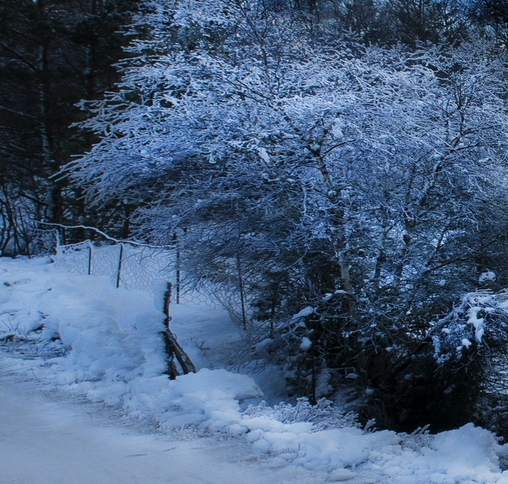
[67,0,508,429]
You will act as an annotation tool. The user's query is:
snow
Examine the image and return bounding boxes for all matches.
[0,369,321,484]
[3,256,508,483]
[467,306,486,342]
[257,147,271,164]
[480,271,497,283]
[290,305,315,321]
[299,336,312,351]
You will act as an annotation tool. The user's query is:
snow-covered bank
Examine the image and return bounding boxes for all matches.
[2,256,508,483]
[0,369,326,484]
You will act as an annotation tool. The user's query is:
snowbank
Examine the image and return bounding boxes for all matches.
[2,256,508,483]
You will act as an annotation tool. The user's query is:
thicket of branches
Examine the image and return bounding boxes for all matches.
[6,0,508,434]
[0,0,139,254]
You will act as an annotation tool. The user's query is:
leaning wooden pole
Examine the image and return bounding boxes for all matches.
[162,282,196,379]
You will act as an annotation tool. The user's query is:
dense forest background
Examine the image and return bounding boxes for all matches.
[5,0,508,435]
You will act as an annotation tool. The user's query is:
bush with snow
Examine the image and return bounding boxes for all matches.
[431,290,508,365]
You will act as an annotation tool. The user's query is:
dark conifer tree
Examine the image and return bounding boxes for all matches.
[0,0,138,254]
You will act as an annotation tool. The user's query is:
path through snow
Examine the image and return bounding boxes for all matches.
[0,371,336,484]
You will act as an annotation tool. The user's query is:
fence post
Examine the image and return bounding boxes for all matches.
[176,247,181,304]
[116,243,124,288]
[164,282,172,324]
[173,232,181,304]
[87,242,93,275]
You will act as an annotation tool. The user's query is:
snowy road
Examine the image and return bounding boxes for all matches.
[0,375,336,484]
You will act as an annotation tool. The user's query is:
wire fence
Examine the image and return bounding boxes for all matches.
[28,228,250,324]
[55,240,172,289]
[53,238,222,309]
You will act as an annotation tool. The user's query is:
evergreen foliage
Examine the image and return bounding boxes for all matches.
[0,0,138,254]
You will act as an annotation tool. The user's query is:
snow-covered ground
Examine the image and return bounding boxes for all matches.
[0,367,325,484]
[2,256,508,483]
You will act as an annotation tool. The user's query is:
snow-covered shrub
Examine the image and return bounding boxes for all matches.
[253,288,508,434]
[354,289,508,433]
[430,290,508,437]
[431,290,508,366]
[243,397,359,431]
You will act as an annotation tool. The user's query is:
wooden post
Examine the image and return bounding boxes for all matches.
[164,282,172,326]
[116,243,124,288]
[87,242,92,275]
[173,232,181,304]
[161,282,196,378]
[162,283,178,379]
